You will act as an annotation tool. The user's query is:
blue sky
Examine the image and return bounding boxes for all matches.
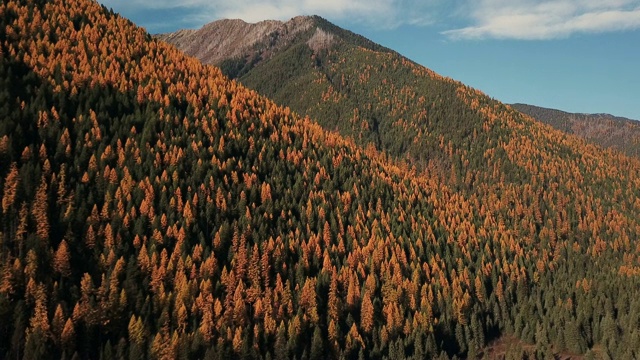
[98,0,640,120]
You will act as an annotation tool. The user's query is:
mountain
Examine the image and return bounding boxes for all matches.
[1,4,640,360]
[159,17,640,198]
[512,103,640,157]
[156,17,311,69]
[160,17,478,177]
[157,16,390,80]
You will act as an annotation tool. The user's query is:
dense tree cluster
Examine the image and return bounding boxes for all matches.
[0,0,639,359]
[236,20,640,358]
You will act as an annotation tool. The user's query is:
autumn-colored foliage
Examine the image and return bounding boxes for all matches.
[0,0,639,359]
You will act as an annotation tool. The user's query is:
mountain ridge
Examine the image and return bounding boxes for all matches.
[160,17,638,158]
[157,15,396,79]
[512,103,638,122]
[156,16,313,65]
[512,103,640,157]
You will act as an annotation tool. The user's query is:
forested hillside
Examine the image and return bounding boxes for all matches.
[512,103,640,158]
[1,1,640,359]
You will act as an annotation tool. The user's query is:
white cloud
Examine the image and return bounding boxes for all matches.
[99,0,440,31]
[444,0,640,40]
[100,0,640,38]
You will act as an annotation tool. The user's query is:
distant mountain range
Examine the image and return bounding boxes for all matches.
[512,104,639,157]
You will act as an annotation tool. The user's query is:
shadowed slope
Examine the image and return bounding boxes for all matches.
[512,103,640,157]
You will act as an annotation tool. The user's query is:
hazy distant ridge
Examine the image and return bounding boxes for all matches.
[512,103,640,157]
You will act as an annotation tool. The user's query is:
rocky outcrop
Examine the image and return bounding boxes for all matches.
[157,16,318,65]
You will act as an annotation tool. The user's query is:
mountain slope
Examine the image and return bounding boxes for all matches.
[161,16,640,358]
[512,103,640,157]
[1,4,640,360]
[160,17,532,180]
[157,16,392,81]
[156,17,310,68]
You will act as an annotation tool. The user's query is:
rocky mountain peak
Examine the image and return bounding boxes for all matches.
[156,16,322,65]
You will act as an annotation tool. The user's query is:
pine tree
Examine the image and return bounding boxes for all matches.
[310,326,324,360]
[299,277,319,323]
[128,315,145,359]
[2,162,19,214]
[274,322,288,360]
[31,176,50,241]
[361,290,374,334]
[53,240,72,277]
[61,318,76,354]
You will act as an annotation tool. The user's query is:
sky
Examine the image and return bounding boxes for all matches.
[98,0,640,120]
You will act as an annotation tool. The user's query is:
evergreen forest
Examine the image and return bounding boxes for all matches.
[1,1,640,359]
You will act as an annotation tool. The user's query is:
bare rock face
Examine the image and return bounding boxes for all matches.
[157,16,319,66]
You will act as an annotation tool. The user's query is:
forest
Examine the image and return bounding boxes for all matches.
[511,103,640,158]
[1,0,640,359]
